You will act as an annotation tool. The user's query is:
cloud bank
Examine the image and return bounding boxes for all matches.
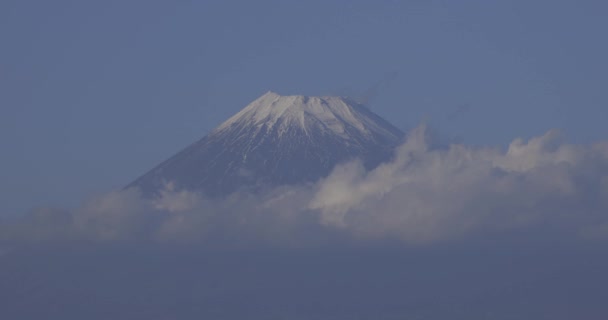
[3,125,608,247]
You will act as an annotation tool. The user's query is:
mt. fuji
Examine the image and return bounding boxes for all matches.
[128,91,404,196]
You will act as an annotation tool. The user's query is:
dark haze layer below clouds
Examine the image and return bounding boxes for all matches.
[1,125,608,319]
[1,244,607,319]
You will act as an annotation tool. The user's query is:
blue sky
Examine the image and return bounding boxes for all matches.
[1,0,607,214]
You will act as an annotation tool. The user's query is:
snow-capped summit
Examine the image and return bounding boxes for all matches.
[128,91,403,196]
[216,91,398,140]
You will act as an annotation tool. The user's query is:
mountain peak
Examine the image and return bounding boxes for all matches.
[128,91,403,196]
[216,92,397,140]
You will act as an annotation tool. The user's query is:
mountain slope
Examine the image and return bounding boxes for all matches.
[128,91,403,196]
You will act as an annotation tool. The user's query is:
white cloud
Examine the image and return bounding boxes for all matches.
[310,125,608,243]
[3,125,608,247]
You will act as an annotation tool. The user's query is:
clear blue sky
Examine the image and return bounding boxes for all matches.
[1,0,607,214]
